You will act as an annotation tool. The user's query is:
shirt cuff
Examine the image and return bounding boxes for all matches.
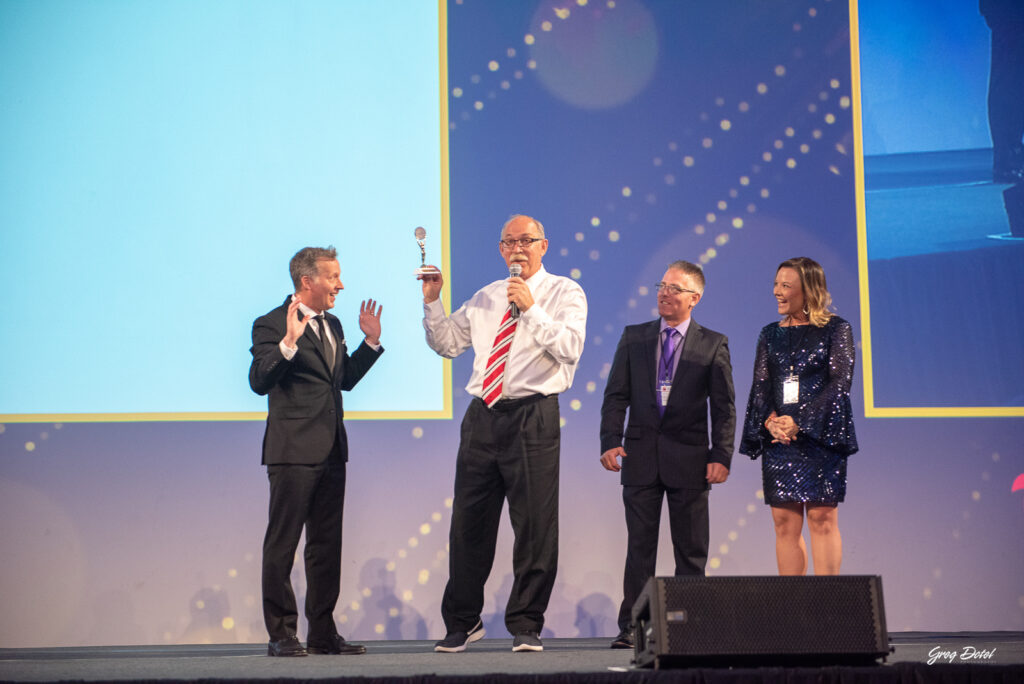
[423,298,445,319]
[364,339,382,351]
[279,340,297,361]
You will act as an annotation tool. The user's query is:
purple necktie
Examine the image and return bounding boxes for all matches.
[658,329,679,415]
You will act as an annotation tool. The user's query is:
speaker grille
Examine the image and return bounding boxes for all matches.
[656,576,886,656]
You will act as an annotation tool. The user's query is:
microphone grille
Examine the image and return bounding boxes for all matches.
[509,263,522,277]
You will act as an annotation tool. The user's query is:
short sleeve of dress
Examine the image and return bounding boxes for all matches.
[799,317,859,456]
[739,325,774,459]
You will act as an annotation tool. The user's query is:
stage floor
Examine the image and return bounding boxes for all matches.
[1,632,1022,682]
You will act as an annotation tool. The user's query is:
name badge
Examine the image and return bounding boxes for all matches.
[783,374,799,404]
[659,382,672,407]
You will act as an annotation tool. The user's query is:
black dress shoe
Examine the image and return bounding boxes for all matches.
[268,636,307,657]
[307,633,367,655]
[610,629,634,649]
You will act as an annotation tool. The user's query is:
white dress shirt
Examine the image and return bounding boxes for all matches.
[423,265,587,399]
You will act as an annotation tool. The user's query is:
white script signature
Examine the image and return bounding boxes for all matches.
[927,646,997,665]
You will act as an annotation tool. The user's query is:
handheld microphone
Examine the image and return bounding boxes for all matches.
[508,263,522,318]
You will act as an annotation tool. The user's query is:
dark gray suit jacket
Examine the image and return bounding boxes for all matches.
[600,318,735,489]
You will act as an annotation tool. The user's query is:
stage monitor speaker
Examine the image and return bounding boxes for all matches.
[631,575,890,668]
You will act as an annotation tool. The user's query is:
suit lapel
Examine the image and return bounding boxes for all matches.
[641,320,660,408]
[672,320,703,386]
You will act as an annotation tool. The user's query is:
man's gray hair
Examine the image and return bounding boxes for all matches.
[501,214,545,238]
[289,246,337,290]
[667,260,705,293]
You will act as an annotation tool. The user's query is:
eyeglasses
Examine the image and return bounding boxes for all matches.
[499,237,544,249]
[655,282,699,295]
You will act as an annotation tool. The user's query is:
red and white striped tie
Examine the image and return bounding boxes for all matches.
[481,306,518,408]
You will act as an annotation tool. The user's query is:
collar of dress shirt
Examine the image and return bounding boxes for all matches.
[521,264,548,288]
[291,294,322,320]
[659,317,691,340]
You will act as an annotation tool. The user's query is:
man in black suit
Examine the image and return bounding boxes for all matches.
[249,246,383,657]
[599,260,735,649]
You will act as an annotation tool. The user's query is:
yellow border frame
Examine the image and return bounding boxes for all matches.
[1,1,454,424]
[850,0,1023,418]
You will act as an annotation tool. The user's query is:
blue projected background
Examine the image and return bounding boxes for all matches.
[0,0,1021,650]
[0,0,445,417]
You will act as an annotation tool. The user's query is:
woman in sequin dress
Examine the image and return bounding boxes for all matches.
[740,257,858,575]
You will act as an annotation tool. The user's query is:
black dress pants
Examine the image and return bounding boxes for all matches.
[441,395,560,636]
[617,479,709,632]
[262,443,346,642]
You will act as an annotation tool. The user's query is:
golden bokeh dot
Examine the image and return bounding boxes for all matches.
[408,537,419,548]
[527,59,537,69]
[786,158,796,168]
[412,427,424,439]
[452,87,463,97]
[747,203,757,213]
[570,399,582,411]
[923,588,932,599]
[590,216,600,227]
[709,557,721,569]
[819,91,829,101]
[702,137,713,148]
[836,143,847,154]
[339,614,349,624]
[653,156,662,166]
[398,549,407,558]
[747,503,757,513]
[607,0,616,7]
[507,47,517,58]
[706,212,717,223]
[444,497,453,508]
[195,600,205,610]
[728,189,738,199]
[808,103,818,112]
[488,60,499,71]
[739,101,750,112]
[755,490,764,500]
[716,233,729,246]
[732,218,744,229]
[774,139,783,149]
[760,188,770,198]
[589,250,600,260]
[694,224,706,235]
[555,7,570,19]
[0,425,5,434]
[474,101,484,111]
[25,442,36,452]
[740,175,750,185]
[785,127,795,137]
[420,523,431,535]
[728,531,738,541]
[541,20,552,31]
[375,624,385,634]
[418,569,430,584]
[762,151,772,162]
[664,174,676,185]
[793,22,802,31]
[809,7,817,17]
[668,141,678,151]
[757,83,768,94]
[403,590,413,601]
[228,568,238,578]
[720,119,731,131]
[719,544,729,555]
[222,617,235,630]
[560,247,569,256]
[628,298,637,308]
[362,587,372,597]
[575,231,585,242]
[840,96,851,109]
[830,78,840,88]
[608,230,620,242]
[559,416,567,428]
[825,113,836,124]
[715,97,725,106]
[431,512,442,522]
[774,65,786,76]
[829,165,840,175]
[501,80,510,90]
[621,186,632,197]
[813,129,823,138]
[578,0,588,6]
[800,144,810,153]
[389,607,400,617]
[683,155,695,167]
[738,518,747,527]
[515,70,524,79]
[971,491,981,501]
[386,561,397,571]
[707,247,718,258]
[717,200,727,210]
[570,268,581,279]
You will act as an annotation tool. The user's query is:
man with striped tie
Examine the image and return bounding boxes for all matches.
[419,214,587,653]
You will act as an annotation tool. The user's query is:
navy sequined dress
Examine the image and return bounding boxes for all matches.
[739,316,858,504]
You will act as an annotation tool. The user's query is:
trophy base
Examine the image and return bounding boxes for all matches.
[415,266,441,276]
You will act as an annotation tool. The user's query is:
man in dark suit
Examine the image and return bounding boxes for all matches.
[249,246,383,657]
[599,260,735,650]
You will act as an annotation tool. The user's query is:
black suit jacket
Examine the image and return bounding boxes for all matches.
[249,296,383,465]
[600,318,735,489]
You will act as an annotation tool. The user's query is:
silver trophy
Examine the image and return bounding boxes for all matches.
[414,226,440,275]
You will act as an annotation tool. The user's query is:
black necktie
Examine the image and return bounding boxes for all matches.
[316,315,334,368]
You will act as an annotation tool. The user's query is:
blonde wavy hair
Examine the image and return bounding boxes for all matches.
[777,257,833,327]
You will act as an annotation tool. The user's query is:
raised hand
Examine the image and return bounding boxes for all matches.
[359,299,382,345]
[283,298,313,348]
[418,266,443,303]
